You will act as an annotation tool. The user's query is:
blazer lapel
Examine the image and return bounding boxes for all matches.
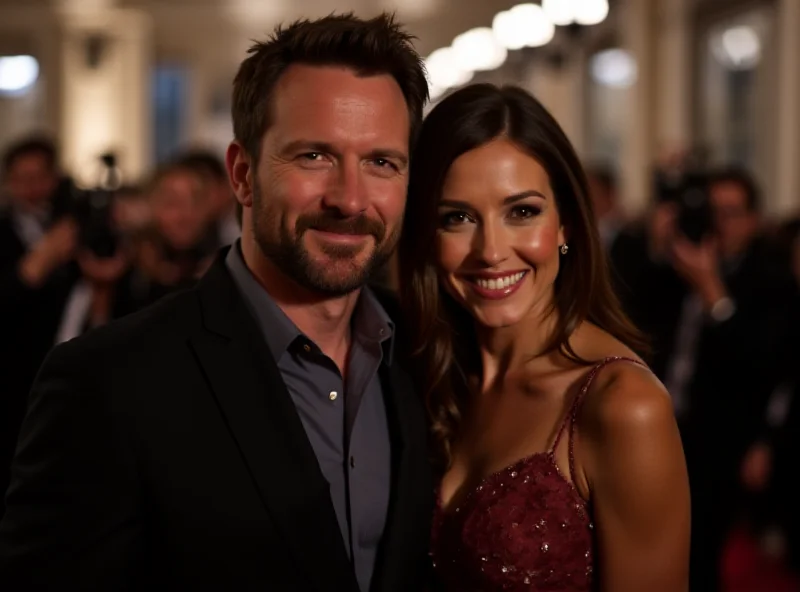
[189,257,358,592]
[371,361,434,592]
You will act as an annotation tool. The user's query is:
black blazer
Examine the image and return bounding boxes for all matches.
[0,253,434,591]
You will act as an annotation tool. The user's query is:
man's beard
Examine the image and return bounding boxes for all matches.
[252,184,399,296]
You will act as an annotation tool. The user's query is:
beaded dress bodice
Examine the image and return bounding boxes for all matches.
[430,357,643,591]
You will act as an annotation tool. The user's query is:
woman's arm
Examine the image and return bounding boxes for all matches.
[578,364,690,592]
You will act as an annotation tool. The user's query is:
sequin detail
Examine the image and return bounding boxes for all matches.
[430,356,645,591]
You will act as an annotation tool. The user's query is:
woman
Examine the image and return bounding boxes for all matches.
[398,84,690,591]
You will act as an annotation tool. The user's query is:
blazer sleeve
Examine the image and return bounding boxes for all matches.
[0,339,144,590]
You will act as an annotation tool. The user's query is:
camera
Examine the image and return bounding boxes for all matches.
[654,168,713,244]
[68,153,122,258]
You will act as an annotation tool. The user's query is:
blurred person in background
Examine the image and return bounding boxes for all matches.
[734,217,800,589]
[127,160,216,309]
[52,185,148,344]
[640,165,790,591]
[112,184,151,237]
[0,136,79,521]
[586,164,624,250]
[0,13,432,592]
[175,149,241,247]
[608,194,687,378]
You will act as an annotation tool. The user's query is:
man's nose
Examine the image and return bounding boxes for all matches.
[323,157,368,217]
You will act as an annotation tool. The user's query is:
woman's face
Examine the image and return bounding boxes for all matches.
[436,139,565,329]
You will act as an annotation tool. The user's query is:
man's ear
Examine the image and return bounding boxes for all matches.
[226,141,254,208]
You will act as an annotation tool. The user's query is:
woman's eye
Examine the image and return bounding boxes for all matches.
[440,211,471,226]
[510,205,541,219]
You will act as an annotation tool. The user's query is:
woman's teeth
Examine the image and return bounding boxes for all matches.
[474,272,525,290]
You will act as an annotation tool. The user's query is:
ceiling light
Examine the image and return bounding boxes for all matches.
[711,25,761,70]
[451,27,508,72]
[590,48,637,88]
[425,47,473,90]
[542,0,609,27]
[493,3,555,50]
[0,55,40,95]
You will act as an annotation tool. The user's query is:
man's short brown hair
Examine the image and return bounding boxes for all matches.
[231,12,428,160]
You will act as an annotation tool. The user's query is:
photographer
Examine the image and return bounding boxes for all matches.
[662,167,793,591]
[52,155,136,343]
[0,136,79,519]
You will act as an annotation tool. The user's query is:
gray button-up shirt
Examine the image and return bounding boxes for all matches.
[226,243,392,592]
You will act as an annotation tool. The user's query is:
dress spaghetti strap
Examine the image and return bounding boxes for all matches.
[550,356,646,481]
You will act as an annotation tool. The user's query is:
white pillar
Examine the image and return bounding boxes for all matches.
[57,5,153,186]
[618,0,656,216]
[525,49,587,157]
[655,0,691,156]
[774,0,800,218]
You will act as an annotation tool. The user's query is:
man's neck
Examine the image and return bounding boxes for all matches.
[241,238,360,371]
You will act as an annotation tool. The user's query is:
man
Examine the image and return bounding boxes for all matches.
[175,149,242,247]
[0,13,432,591]
[585,164,623,250]
[0,137,79,521]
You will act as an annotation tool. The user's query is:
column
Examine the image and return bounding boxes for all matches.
[525,48,587,156]
[774,0,800,217]
[57,2,153,186]
[618,0,657,216]
[654,0,692,156]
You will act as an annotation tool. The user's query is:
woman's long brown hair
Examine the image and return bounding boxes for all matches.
[397,84,648,469]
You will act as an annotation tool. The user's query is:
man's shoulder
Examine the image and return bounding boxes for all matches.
[55,287,201,367]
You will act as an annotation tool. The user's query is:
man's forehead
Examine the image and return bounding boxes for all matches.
[272,65,408,116]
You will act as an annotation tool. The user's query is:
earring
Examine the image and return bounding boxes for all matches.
[560,243,569,255]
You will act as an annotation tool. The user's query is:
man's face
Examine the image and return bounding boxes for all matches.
[709,180,758,258]
[150,170,209,251]
[4,152,58,210]
[247,65,410,296]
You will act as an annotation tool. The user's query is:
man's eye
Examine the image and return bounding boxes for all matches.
[372,158,398,171]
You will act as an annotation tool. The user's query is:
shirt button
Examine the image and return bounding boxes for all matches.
[303,344,311,353]
[329,391,338,401]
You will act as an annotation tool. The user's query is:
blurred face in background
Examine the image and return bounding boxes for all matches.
[112,187,152,236]
[586,173,615,220]
[150,169,209,251]
[4,151,59,211]
[709,180,759,259]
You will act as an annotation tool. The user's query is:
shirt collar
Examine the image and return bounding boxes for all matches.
[225,241,394,365]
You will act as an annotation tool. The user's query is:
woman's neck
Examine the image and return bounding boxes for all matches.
[475,302,560,392]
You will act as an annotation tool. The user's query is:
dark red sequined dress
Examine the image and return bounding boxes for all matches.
[430,357,643,591]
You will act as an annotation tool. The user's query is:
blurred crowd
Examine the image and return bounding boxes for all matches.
[2,133,800,590]
[0,135,241,521]
[588,158,800,591]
